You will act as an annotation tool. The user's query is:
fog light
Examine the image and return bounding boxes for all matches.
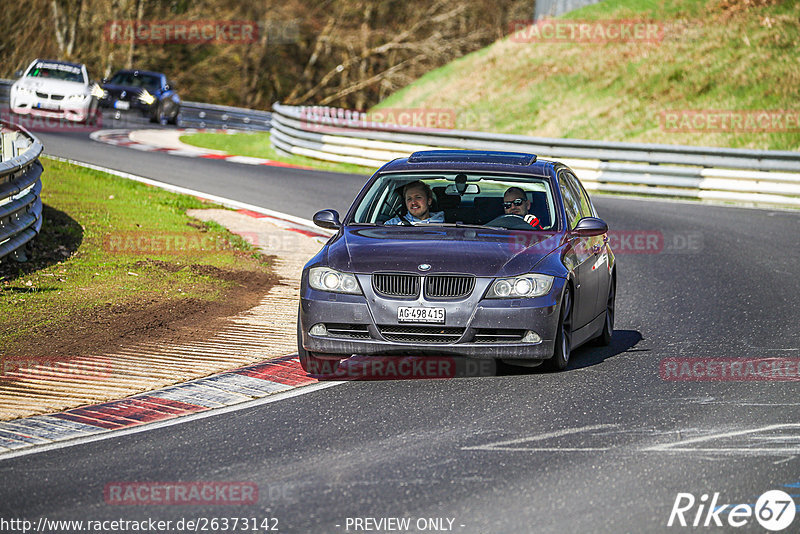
[310,323,327,336]
[521,330,542,344]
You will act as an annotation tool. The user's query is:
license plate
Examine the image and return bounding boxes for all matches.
[114,101,130,110]
[397,306,445,324]
[37,102,59,110]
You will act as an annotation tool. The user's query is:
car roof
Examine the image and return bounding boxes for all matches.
[378,150,553,177]
[111,69,165,78]
[32,59,84,69]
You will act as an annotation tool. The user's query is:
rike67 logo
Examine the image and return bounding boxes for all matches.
[668,490,796,531]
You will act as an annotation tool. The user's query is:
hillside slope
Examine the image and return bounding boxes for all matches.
[374,0,800,150]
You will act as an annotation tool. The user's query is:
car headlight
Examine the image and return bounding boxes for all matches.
[486,274,554,298]
[139,89,156,105]
[308,267,361,294]
[90,84,107,99]
[67,93,87,101]
[14,86,33,95]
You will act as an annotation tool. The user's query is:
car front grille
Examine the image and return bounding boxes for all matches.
[373,273,419,297]
[51,94,64,101]
[425,275,475,298]
[373,273,474,299]
[325,323,371,339]
[472,329,527,343]
[36,92,48,99]
[378,325,464,343]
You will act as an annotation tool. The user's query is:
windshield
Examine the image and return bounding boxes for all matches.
[27,62,85,83]
[351,172,558,231]
[108,72,162,92]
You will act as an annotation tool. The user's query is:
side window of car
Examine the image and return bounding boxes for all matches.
[558,172,581,230]
[564,172,593,219]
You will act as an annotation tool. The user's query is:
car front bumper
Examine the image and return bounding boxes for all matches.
[299,275,565,360]
[11,96,93,122]
[99,97,155,114]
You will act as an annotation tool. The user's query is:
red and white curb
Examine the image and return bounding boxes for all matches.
[0,356,324,457]
[0,158,340,460]
[89,128,313,170]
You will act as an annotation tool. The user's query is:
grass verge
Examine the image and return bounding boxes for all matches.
[180,131,376,175]
[0,158,275,358]
[374,0,800,151]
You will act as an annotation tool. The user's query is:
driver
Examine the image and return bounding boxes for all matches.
[385,181,444,225]
[503,187,541,228]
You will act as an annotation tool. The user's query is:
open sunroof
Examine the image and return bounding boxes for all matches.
[407,150,537,166]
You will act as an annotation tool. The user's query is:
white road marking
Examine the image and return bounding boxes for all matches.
[42,155,334,235]
[0,380,344,462]
[643,423,800,454]
[462,424,618,452]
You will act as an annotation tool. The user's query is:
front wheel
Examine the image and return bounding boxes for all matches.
[150,102,165,124]
[167,106,180,125]
[297,318,342,375]
[299,352,342,375]
[544,286,572,371]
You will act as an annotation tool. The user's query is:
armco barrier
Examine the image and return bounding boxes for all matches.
[178,101,271,131]
[0,79,10,105]
[270,103,800,208]
[0,121,44,262]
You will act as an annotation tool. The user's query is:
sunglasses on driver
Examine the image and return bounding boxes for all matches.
[503,198,526,209]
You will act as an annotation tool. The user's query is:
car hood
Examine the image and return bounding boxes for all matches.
[14,78,89,94]
[326,225,563,277]
[102,83,160,95]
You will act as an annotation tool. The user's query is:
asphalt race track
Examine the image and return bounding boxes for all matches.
[1,125,799,533]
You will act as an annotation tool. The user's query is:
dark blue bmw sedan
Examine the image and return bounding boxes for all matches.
[298,150,615,374]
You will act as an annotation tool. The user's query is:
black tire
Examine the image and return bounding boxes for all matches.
[544,285,572,371]
[595,275,615,346]
[167,106,180,125]
[296,317,341,375]
[299,352,342,375]
[150,102,165,124]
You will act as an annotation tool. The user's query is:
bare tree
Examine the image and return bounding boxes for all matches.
[1,0,531,109]
[50,0,85,59]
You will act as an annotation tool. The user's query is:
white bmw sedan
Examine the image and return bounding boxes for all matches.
[10,59,98,123]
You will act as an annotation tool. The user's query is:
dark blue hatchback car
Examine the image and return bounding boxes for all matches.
[298,150,615,374]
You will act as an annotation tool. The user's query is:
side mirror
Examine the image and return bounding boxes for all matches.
[571,217,608,237]
[313,209,341,230]
[14,70,23,78]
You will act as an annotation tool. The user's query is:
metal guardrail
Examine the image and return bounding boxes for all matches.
[0,79,11,105]
[178,101,271,131]
[0,121,44,262]
[271,103,800,207]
